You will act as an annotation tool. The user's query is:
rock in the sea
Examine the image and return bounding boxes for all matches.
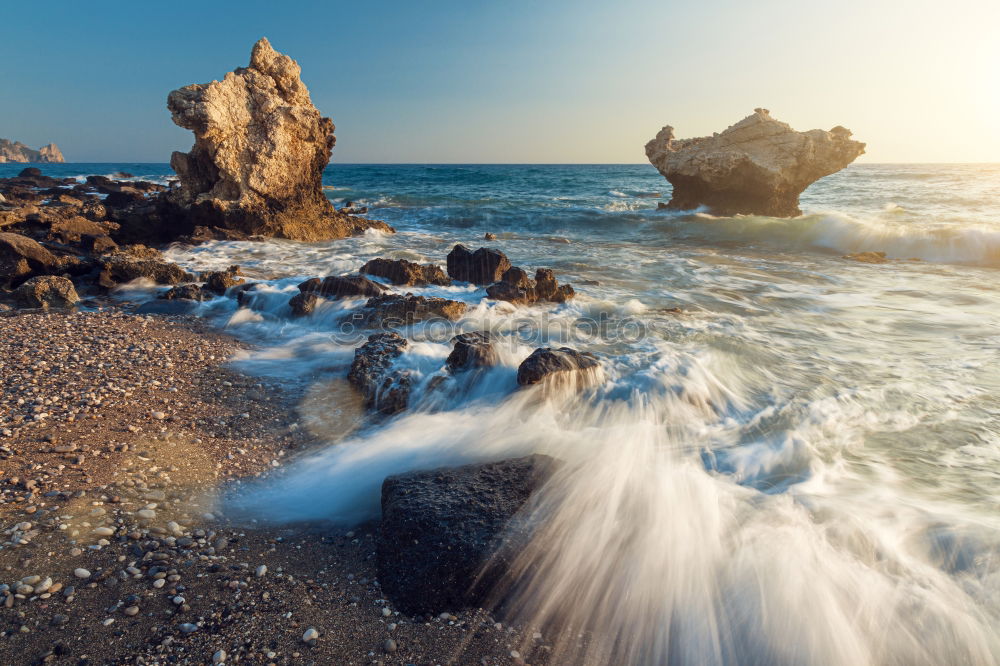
[486,267,575,305]
[288,291,319,317]
[160,284,207,301]
[15,275,79,309]
[516,347,599,386]
[203,265,245,294]
[446,331,499,371]
[377,455,559,615]
[0,232,59,287]
[360,257,451,287]
[645,108,865,217]
[347,332,411,414]
[359,293,468,327]
[310,275,389,299]
[289,274,388,316]
[165,38,394,241]
[446,245,511,285]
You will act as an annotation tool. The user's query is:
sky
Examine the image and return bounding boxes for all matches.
[3,0,999,163]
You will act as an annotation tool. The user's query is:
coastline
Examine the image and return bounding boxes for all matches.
[0,306,542,665]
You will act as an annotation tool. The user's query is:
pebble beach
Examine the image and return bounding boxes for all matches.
[0,308,542,665]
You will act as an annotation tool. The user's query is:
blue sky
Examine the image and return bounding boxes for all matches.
[3,0,998,162]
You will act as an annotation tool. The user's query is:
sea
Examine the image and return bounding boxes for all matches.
[4,162,1000,664]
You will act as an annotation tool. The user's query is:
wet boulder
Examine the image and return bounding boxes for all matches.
[311,275,388,299]
[446,244,511,285]
[486,267,575,305]
[160,284,208,301]
[360,257,451,287]
[377,454,559,615]
[289,274,389,316]
[0,232,60,287]
[347,332,411,414]
[289,292,318,317]
[15,275,79,309]
[204,265,245,294]
[516,347,599,386]
[446,331,499,372]
[359,293,467,327]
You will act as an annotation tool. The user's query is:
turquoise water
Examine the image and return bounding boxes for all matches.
[7,162,1000,664]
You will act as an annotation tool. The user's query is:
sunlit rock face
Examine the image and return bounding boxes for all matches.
[166,38,392,240]
[645,109,865,217]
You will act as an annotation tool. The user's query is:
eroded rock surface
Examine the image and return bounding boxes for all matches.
[377,455,559,614]
[347,332,411,414]
[645,109,865,217]
[165,38,393,240]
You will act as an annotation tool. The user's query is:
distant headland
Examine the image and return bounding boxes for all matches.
[0,139,64,163]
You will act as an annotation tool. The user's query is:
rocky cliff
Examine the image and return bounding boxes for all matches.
[0,140,64,163]
[165,37,391,241]
[645,109,865,217]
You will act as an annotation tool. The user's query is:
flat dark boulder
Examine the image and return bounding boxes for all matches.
[377,454,558,615]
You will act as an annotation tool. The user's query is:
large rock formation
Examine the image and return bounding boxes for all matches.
[165,38,393,241]
[645,109,865,217]
[0,140,64,163]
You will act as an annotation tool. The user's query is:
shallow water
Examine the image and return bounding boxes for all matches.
[7,162,1000,664]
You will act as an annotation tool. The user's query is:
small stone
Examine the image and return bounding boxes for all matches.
[50,614,69,627]
[178,622,198,634]
[124,605,139,616]
[255,565,267,577]
[136,509,156,520]
[151,411,166,420]
[384,639,397,654]
[73,568,91,579]
[302,626,319,643]
[152,579,165,589]
[381,606,392,617]
[213,649,227,664]
[93,527,115,536]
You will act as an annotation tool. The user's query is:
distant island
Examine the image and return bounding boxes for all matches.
[0,138,64,163]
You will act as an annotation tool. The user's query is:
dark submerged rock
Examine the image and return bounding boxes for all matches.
[516,347,599,386]
[377,454,559,615]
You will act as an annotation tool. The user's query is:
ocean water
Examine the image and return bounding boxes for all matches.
[8,162,1000,664]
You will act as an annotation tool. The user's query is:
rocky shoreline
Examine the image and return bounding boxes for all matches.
[0,307,549,665]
